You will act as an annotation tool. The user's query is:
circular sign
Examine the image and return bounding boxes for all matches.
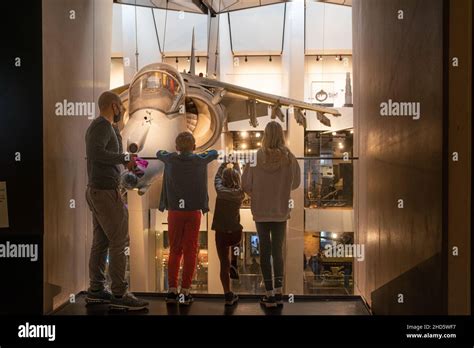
[315,89,328,102]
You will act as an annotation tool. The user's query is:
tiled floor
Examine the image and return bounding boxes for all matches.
[53,294,370,316]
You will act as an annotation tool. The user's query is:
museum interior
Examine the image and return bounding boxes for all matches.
[34,0,471,315]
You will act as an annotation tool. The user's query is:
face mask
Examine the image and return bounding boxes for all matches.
[113,104,122,123]
[113,110,122,123]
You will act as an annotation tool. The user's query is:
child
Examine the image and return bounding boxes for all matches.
[211,161,245,306]
[156,132,218,306]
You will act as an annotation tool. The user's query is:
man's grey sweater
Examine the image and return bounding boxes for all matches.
[85,116,128,190]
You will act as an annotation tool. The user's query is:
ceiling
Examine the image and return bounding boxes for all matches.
[114,0,285,14]
[316,0,352,6]
[114,0,351,15]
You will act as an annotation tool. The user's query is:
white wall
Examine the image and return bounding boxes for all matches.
[162,57,208,76]
[227,3,286,55]
[304,56,353,106]
[120,4,162,82]
[110,58,124,89]
[116,4,208,83]
[305,2,352,54]
[43,0,113,313]
[305,209,354,233]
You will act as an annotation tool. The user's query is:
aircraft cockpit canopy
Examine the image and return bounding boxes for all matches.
[128,63,185,116]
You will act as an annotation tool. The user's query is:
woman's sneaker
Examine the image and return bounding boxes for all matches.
[260,295,277,308]
[224,292,239,306]
[178,293,194,306]
[165,291,178,304]
[110,292,149,311]
[275,293,284,307]
[85,287,113,304]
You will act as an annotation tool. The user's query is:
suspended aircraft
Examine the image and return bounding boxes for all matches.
[114,30,341,194]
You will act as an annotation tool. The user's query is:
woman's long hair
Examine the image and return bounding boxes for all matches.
[261,121,291,162]
[222,167,241,189]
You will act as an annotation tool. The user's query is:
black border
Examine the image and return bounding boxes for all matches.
[0,0,43,315]
[441,0,450,315]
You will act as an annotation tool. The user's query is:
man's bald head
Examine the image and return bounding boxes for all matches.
[98,91,122,113]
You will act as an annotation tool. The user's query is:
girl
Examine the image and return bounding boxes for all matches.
[212,161,245,306]
[242,121,301,308]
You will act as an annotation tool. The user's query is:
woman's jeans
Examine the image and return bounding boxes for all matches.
[255,221,286,291]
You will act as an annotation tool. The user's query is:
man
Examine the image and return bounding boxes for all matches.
[85,91,148,310]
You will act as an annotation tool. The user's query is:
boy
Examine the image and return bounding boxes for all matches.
[157,132,218,305]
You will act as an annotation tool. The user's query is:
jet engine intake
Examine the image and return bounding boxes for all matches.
[184,86,225,151]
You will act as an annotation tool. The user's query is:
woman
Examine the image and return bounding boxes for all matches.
[242,121,301,308]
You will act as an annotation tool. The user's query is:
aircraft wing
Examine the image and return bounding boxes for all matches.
[111,83,130,96]
[184,74,342,128]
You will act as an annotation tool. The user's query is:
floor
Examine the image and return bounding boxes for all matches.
[53,293,370,316]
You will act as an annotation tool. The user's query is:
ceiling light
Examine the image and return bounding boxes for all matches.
[241,143,248,149]
[240,131,248,138]
[187,57,190,62]
[197,56,200,63]
[269,56,272,62]
[308,148,312,152]
[332,233,338,239]
[175,57,179,63]
[257,142,261,146]
[350,129,354,134]
[245,56,248,62]
[316,55,323,61]
[332,131,337,136]
[338,143,344,149]
[255,132,261,138]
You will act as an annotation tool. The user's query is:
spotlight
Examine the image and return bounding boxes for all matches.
[350,129,354,134]
[338,143,344,149]
[245,56,248,62]
[197,56,200,63]
[336,55,343,61]
[257,142,261,146]
[240,131,248,138]
[332,131,337,136]
[269,56,272,62]
[187,57,190,62]
[241,143,248,149]
[332,233,338,239]
[316,55,323,61]
[255,132,261,138]
[175,57,179,63]
[308,148,312,153]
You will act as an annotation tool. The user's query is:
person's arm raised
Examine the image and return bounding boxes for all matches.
[214,162,227,192]
[156,150,172,163]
